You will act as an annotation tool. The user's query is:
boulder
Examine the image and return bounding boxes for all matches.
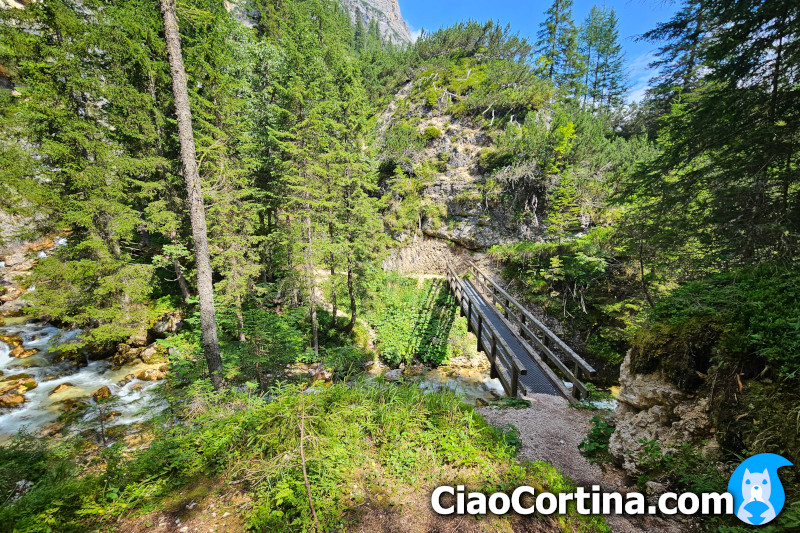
[10,346,37,359]
[0,372,30,382]
[57,398,89,413]
[92,385,112,401]
[128,326,150,347]
[49,383,73,396]
[130,383,143,392]
[0,376,37,395]
[140,343,167,364]
[0,393,26,408]
[384,369,404,381]
[608,352,713,475]
[111,345,142,368]
[117,374,136,387]
[152,312,183,337]
[135,368,165,381]
[0,334,22,347]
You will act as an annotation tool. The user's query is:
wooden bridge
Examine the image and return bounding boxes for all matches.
[445,259,595,403]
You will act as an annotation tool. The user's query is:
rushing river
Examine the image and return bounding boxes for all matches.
[0,317,165,441]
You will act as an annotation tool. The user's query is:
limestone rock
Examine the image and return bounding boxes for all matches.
[384,368,404,381]
[608,352,713,475]
[135,368,165,381]
[0,375,37,395]
[49,383,73,395]
[0,334,22,347]
[0,393,25,408]
[10,345,37,358]
[128,326,150,347]
[117,374,136,387]
[337,0,412,44]
[92,385,112,401]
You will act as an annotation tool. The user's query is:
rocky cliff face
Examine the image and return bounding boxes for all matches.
[376,81,544,251]
[339,0,413,44]
[608,351,720,475]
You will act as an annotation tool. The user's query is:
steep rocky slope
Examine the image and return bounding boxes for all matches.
[376,80,545,250]
[339,0,412,44]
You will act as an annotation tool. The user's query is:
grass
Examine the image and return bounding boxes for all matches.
[0,382,608,532]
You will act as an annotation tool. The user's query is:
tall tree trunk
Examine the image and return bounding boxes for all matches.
[236,294,246,342]
[343,252,357,334]
[305,215,319,355]
[160,0,224,390]
[173,259,192,302]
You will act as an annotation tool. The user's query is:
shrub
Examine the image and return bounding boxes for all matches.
[422,126,442,144]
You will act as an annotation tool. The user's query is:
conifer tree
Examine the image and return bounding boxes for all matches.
[160,0,224,389]
[580,6,627,109]
[536,0,586,98]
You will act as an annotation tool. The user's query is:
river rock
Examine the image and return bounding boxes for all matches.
[117,374,136,387]
[57,398,89,413]
[384,368,404,381]
[0,393,26,408]
[0,375,37,395]
[140,343,167,364]
[131,383,143,392]
[112,344,142,368]
[10,346,37,358]
[49,383,73,395]
[128,326,150,347]
[152,312,183,337]
[135,368,165,381]
[0,334,22,347]
[92,385,112,401]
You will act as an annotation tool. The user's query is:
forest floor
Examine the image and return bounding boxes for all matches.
[478,396,695,533]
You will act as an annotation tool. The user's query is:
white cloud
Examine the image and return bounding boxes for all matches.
[408,23,422,43]
[626,51,658,103]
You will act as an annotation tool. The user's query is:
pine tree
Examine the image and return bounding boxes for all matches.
[642,0,706,105]
[580,6,627,109]
[160,0,224,389]
[536,0,586,98]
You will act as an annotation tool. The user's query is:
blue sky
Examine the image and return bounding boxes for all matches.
[397,0,681,101]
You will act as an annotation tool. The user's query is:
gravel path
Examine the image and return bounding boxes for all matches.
[477,394,691,533]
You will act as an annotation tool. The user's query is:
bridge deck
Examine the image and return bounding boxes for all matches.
[459,279,559,397]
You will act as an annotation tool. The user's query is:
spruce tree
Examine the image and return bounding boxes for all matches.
[160,0,224,389]
[580,6,627,109]
[536,0,586,98]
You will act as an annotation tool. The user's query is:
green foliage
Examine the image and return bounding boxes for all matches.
[635,263,800,379]
[364,275,465,366]
[422,126,442,144]
[578,416,615,464]
[490,227,640,364]
[493,397,531,409]
[636,439,725,495]
[0,384,602,532]
[496,424,523,453]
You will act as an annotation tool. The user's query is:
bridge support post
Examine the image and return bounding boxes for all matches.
[489,335,498,379]
[467,299,473,332]
[477,314,483,351]
[511,369,519,397]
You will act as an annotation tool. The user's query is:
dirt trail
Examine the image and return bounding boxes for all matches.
[478,396,693,533]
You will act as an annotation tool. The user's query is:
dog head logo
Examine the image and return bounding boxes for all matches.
[728,453,793,525]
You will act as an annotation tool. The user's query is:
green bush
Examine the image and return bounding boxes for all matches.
[422,126,442,144]
[0,384,605,532]
[578,416,615,464]
[364,275,464,366]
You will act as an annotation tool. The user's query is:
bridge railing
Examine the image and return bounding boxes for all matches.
[445,259,528,397]
[464,260,596,402]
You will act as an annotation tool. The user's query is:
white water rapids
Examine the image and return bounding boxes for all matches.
[0,319,165,441]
